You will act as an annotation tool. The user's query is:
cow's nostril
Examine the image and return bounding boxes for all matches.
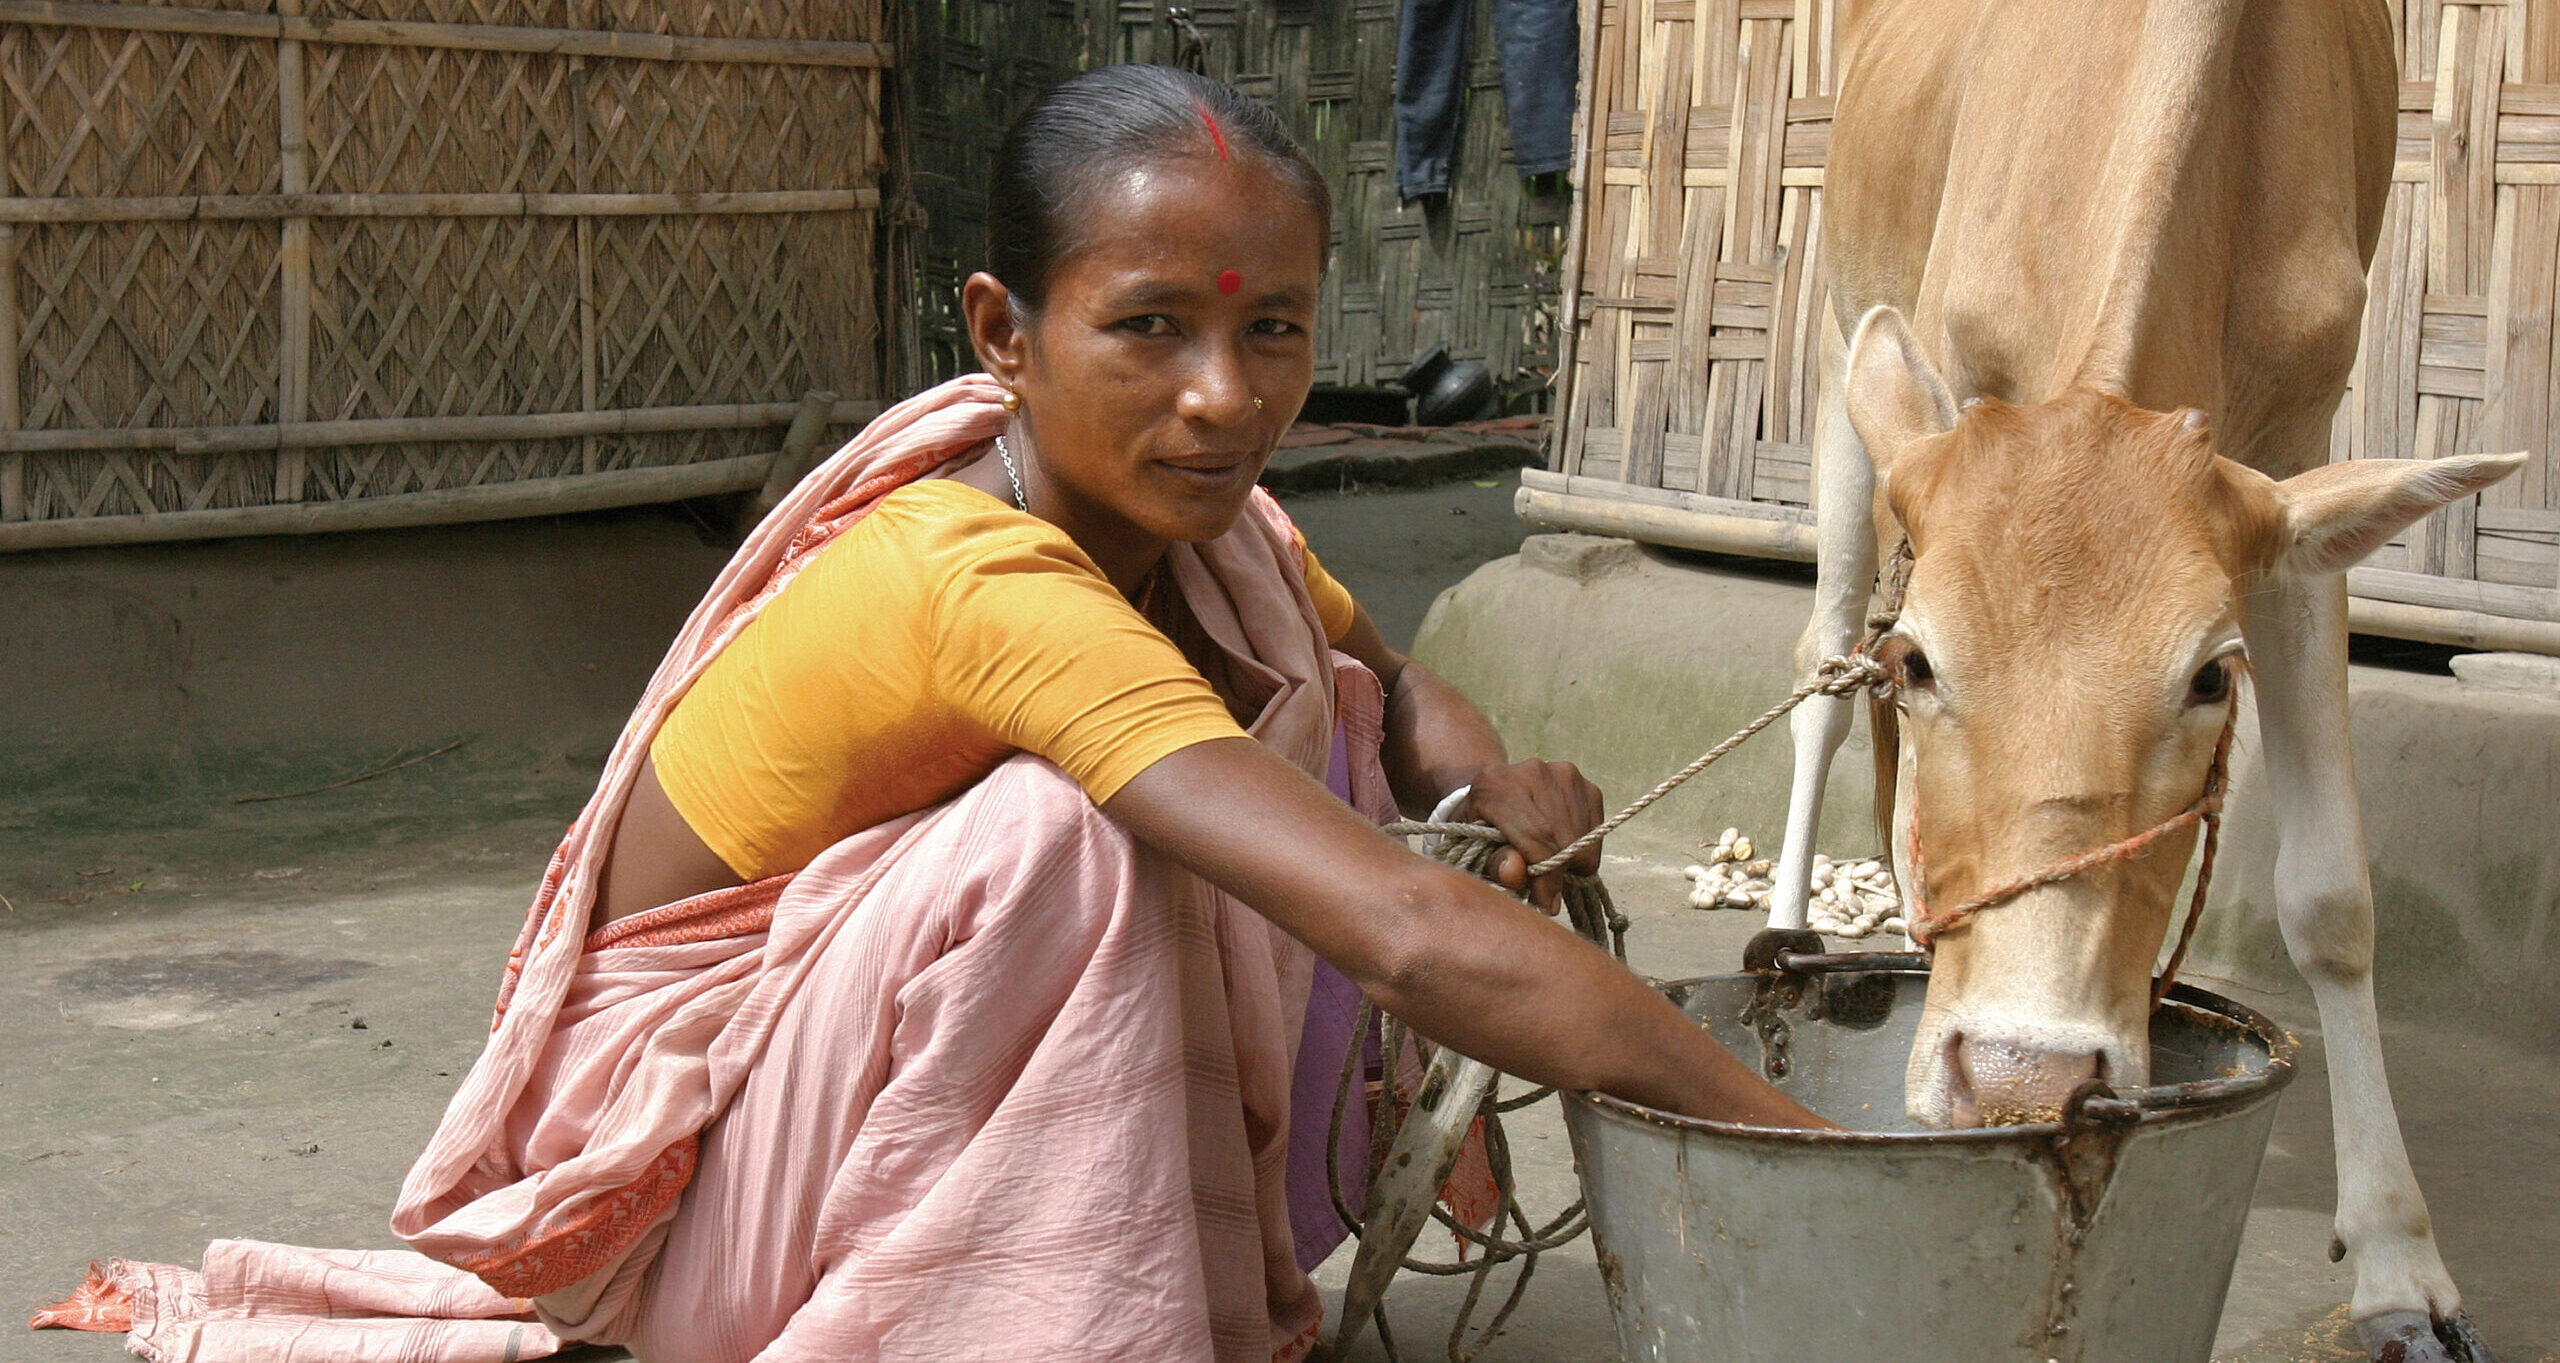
[1953,1039,2102,1127]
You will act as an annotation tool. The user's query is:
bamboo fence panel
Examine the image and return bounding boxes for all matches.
[1538,0,2560,655]
[896,0,1571,396]
[0,0,888,551]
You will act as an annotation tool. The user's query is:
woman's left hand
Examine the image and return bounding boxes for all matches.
[1463,760,1606,915]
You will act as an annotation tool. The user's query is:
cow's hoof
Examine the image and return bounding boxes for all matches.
[2356,1311,2499,1363]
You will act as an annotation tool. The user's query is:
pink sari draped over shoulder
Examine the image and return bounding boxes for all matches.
[49,375,1398,1363]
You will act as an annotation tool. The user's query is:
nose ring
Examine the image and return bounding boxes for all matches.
[1253,397,1265,412]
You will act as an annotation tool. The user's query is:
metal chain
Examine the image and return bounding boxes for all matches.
[995,434,1027,511]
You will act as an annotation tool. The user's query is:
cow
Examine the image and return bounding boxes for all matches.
[1770,3,2524,1359]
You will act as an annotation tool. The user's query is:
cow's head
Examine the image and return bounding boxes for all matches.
[1842,307,2522,1128]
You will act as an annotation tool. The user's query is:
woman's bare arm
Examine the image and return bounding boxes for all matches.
[595,758,747,925]
[1104,736,1829,1128]
[1329,604,1605,912]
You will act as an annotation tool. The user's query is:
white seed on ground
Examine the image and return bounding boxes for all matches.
[1672,830,1904,936]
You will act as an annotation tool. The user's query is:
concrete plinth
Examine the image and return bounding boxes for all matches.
[1412,535,2560,1042]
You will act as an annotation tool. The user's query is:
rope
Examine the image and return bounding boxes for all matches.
[1444,654,1891,881]
[1329,533,2242,1356]
[1900,692,2241,1009]
[1333,602,1903,1361]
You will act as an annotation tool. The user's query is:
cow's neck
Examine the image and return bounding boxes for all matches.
[1919,4,2244,415]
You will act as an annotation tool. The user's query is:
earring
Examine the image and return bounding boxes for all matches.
[1001,389,1021,413]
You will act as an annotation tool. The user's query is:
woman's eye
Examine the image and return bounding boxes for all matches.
[1118,314,1177,336]
[2189,658,2232,705]
[1247,318,1303,338]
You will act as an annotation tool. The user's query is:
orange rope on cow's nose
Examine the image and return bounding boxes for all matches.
[1903,706,2239,1010]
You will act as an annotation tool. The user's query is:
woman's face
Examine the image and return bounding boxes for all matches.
[966,153,1327,554]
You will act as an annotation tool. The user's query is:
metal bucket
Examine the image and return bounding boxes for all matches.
[1562,953,2295,1363]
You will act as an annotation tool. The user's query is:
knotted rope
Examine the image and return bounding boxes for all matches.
[1903,703,2240,1008]
[1327,535,2242,1355]
[1383,651,1892,885]
[1328,650,1893,1363]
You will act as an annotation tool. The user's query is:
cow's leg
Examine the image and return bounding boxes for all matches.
[2242,571,2470,1353]
[1773,312,1876,932]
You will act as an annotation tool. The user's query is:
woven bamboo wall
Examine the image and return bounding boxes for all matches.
[0,0,889,553]
[1536,0,2560,652]
[897,0,1571,394]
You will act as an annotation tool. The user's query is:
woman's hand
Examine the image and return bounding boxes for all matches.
[1326,604,1610,909]
[1464,759,1605,914]
[1104,737,1835,1130]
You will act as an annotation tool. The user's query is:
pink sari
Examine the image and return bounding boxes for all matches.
[40,375,1396,1363]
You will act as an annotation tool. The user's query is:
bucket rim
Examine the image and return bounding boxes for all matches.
[1574,965,2298,1146]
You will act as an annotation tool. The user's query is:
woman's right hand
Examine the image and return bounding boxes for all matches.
[1105,736,1835,1130]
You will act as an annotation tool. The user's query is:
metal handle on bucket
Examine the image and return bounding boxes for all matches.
[1741,928,2296,1129]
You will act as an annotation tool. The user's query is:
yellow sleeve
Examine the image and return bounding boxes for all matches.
[931,514,1251,803]
[1300,544,1359,646]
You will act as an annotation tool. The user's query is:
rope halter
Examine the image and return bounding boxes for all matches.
[1899,691,2241,1010]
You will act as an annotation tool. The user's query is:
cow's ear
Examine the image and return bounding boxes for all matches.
[2273,453,2527,576]
[1844,306,1957,484]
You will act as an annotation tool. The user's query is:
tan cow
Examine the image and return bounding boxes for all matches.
[1773,3,2522,1358]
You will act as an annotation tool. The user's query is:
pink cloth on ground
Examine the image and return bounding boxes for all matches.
[63,373,1398,1363]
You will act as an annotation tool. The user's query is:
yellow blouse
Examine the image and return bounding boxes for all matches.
[651,478,1360,880]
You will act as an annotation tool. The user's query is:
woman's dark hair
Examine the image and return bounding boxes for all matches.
[987,64,1332,312]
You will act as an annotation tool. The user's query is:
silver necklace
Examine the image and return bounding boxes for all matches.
[995,434,1028,512]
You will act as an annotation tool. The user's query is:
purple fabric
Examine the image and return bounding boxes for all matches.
[1287,960,1372,1272]
[1286,717,1377,1272]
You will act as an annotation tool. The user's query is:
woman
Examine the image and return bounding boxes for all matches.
[42,65,1821,1363]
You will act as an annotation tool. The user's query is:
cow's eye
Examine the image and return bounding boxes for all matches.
[2189,658,2233,705]
[1877,636,1935,691]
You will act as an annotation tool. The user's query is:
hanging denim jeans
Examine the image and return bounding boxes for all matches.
[1395,0,1578,201]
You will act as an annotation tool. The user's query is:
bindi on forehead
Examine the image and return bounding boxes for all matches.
[1217,269,1241,294]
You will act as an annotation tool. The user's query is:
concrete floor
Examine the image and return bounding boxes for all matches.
[5,474,2552,1361]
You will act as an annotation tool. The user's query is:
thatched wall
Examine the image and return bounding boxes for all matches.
[1530,0,2560,655]
[0,0,889,552]
[896,0,1570,396]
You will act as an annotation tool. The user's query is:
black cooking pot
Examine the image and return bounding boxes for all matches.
[1402,345,1496,426]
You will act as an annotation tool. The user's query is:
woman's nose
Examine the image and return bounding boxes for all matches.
[1175,343,1257,425]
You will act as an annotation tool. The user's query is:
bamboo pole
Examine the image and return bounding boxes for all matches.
[0,398,884,454]
[2347,562,2560,622]
[1515,474,1818,559]
[276,0,312,504]
[2346,595,2560,656]
[0,189,881,224]
[1550,0,1609,476]
[572,11,599,477]
[734,389,840,534]
[0,223,19,523]
[0,453,778,552]
[0,1,894,68]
